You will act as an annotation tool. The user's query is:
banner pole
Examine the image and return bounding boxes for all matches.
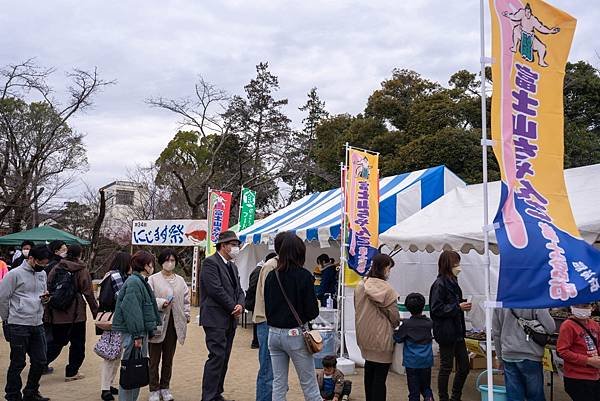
[339,142,350,358]
[338,161,346,358]
[207,186,212,255]
[239,186,243,227]
[480,0,494,399]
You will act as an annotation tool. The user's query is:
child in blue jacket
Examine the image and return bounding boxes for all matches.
[394,292,434,401]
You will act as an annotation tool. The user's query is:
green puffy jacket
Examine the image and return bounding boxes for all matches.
[112,272,161,338]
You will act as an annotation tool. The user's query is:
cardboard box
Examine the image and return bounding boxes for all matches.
[469,353,500,370]
[470,354,487,370]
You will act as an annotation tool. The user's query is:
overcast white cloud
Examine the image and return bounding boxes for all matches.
[1,0,598,203]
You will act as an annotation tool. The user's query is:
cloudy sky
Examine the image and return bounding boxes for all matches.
[1,0,598,203]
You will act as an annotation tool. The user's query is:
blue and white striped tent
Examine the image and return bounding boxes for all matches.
[239,165,465,246]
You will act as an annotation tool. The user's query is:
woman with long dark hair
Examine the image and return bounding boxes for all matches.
[355,253,400,401]
[97,251,131,401]
[264,232,320,401]
[112,251,161,401]
[429,250,471,401]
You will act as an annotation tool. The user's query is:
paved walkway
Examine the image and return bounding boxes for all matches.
[0,308,569,401]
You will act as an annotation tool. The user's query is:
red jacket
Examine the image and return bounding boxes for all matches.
[557,318,600,380]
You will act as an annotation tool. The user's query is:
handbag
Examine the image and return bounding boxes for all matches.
[94,331,122,360]
[510,309,550,347]
[119,345,150,390]
[95,311,114,331]
[275,271,323,354]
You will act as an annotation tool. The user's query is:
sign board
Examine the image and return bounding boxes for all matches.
[131,220,208,247]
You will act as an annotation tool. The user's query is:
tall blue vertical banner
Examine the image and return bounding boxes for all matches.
[491,0,600,307]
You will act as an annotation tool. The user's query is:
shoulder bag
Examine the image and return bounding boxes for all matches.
[275,271,323,354]
[510,309,551,347]
[569,318,599,349]
[94,330,122,360]
[95,311,114,331]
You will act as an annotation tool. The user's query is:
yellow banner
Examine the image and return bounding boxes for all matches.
[489,0,597,308]
[345,148,379,276]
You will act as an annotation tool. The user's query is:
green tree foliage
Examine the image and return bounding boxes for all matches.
[225,62,292,178]
[311,61,600,187]
[285,88,330,200]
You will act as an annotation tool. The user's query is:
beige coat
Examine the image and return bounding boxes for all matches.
[354,277,400,363]
[148,272,190,344]
[252,257,278,324]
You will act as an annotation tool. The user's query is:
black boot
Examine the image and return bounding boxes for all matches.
[23,392,50,401]
[110,387,119,395]
[100,390,114,401]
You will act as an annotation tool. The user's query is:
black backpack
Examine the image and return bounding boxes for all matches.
[48,266,78,311]
[98,274,117,312]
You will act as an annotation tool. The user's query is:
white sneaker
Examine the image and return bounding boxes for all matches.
[161,389,174,401]
[149,391,161,401]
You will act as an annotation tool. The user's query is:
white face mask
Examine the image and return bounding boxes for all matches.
[571,307,592,319]
[22,249,30,257]
[229,246,240,259]
[58,251,67,258]
[452,266,462,277]
[162,261,176,272]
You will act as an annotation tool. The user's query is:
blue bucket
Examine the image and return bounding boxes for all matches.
[476,370,507,401]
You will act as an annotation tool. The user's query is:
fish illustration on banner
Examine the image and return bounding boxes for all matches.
[345,148,379,276]
[206,190,232,256]
[239,187,257,231]
[490,0,600,307]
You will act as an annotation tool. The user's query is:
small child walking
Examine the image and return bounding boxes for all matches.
[395,293,435,401]
[316,355,352,401]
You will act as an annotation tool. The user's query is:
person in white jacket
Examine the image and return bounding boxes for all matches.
[147,249,191,401]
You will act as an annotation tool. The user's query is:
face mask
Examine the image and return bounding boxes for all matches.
[58,251,67,258]
[571,307,592,319]
[33,263,46,273]
[229,246,240,259]
[22,249,30,257]
[163,261,176,272]
[452,266,462,277]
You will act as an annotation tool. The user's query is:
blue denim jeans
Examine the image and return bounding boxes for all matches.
[503,359,546,401]
[119,334,149,401]
[268,327,321,401]
[256,322,273,401]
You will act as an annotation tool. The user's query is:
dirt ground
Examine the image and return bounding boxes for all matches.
[0,307,570,401]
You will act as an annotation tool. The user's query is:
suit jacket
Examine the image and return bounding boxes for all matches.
[199,252,245,329]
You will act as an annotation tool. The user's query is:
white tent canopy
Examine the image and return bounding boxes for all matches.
[380,163,600,253]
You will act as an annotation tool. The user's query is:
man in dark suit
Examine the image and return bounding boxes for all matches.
[199,230,245,401]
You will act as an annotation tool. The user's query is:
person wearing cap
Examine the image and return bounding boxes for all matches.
[199,230,245,401]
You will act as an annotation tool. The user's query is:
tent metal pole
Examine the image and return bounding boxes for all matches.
[339,143,350,358]
[480,0,495,399]
[338,161,346,358]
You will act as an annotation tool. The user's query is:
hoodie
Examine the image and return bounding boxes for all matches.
[45,259,98,324]
[354,277,400,363]
[0,260,47,326]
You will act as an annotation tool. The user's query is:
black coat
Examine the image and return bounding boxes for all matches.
[429,275,466,345]
[199,253,245,329]
[245,264,262,312]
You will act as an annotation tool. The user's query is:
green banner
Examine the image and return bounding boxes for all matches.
[239,187,256,230]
